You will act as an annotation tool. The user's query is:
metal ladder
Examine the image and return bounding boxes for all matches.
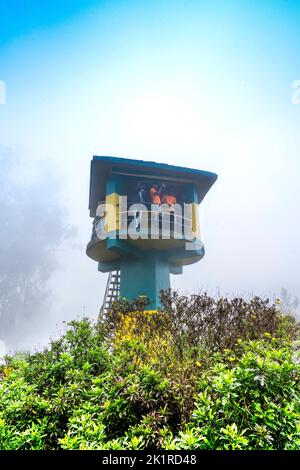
[99,270,120,320]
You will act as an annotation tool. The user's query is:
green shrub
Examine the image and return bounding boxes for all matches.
[0,292,299,450]
[171,339,300,450]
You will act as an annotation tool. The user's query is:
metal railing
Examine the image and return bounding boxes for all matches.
[90,203,195,241]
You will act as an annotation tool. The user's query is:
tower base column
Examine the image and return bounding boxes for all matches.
[119,254,170,310]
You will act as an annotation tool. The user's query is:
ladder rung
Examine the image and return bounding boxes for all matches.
[99,270,120,317]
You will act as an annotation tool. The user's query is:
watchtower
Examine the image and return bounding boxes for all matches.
[87,156,217,311]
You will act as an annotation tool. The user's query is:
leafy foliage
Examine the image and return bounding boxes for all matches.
[0,292,299,450]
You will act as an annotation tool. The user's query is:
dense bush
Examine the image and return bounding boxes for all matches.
[0,292,299,450]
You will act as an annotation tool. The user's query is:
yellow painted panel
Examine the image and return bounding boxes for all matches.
[104,193,120,232]
[191,203,201,238]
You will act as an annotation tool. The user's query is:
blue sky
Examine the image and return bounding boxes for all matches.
[0,0,300,346]
[0,1,101,43]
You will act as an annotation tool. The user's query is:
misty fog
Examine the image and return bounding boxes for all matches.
[0,147,75,353]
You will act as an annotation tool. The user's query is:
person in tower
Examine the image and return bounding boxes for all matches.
[149,182,165,204]
[162,186,177,205]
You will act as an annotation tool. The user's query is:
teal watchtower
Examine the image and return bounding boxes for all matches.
[86,156,217,311]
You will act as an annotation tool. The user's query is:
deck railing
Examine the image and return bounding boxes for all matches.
[90,202,195,242]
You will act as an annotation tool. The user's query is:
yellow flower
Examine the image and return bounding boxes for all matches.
[2,366,11,378]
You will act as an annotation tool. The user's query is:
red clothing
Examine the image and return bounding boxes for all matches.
[150,187,161,204]
[162,194,177,205]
